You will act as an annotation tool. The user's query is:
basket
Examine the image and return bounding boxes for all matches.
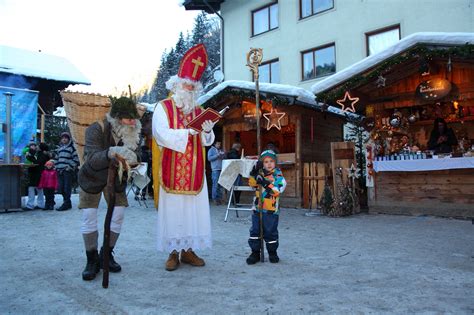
[60,91,111,165]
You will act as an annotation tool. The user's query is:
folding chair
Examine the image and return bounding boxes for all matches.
[224,185,256,222]
[127,178,149,208]
[126,163,150,208]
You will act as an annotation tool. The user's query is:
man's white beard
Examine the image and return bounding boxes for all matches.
[173,88,199,115]
[106,113,141,151]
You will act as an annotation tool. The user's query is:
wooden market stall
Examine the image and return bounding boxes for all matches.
[312,33,474,218]
[199,80,346,207]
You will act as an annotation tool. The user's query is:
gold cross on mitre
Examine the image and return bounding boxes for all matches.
[191,56,204,78]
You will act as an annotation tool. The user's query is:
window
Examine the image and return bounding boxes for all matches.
[259,59,280,83]
[366,25,401,56]
[252,2,278,36]
[300,0,333,19]
[302,44,336,80]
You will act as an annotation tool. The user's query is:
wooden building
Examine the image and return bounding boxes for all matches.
[0,45,90,114]
[199,80,346,207]
[312,33,474,218]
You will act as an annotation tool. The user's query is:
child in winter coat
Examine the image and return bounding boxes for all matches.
[246,150,287,264]
[38,160,59,210]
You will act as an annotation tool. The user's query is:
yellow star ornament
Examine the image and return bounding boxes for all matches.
[336,91,359,113]
[263,108,286,130]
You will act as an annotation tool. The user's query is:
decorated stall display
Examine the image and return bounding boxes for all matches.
[312,33,474,218]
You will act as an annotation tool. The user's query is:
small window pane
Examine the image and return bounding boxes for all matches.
[270,4,279,29]
[313,0,333,14]
[368,28,400,55]
[253,8,269,35]
[315,45,335,77]
[301,0,312,18]
[303,52,314,80]
[271,61,280,83]
[259,64,270,83]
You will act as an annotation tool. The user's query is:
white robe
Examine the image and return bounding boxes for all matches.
[152,104,215,252]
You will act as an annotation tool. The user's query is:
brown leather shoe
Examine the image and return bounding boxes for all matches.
[180,249,205,266]
[165,251,180,271]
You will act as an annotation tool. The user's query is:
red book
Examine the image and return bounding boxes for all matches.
[187,106,228,132]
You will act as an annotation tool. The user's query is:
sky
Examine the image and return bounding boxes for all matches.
[0,0,200,95]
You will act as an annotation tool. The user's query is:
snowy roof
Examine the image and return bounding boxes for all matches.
[198,80,357,119]
[138,80,358,119]
[0,45,91,85]
[311,32,474,95]
[198,80,318,106]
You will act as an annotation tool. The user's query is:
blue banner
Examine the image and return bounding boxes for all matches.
[0,86,38,161]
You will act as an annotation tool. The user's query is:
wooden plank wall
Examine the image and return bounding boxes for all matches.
[370,168,474,218]
[300,110,344,164]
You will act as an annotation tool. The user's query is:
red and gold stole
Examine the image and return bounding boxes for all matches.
[158,98,205,195]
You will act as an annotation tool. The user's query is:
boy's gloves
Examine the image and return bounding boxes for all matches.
[250,161,264,177]
[108,146,137,164]
[256,174,270,188]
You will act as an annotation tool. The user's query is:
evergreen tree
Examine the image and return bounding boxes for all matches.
[344,120,369,187]
[146,11,221,101]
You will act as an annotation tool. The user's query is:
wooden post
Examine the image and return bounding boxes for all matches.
[246,48,264,262]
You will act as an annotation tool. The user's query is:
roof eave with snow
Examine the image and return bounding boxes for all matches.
[0,45,91,85]
[311,32,474,96]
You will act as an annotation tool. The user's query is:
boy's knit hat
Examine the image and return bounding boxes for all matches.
[260,150,277,163]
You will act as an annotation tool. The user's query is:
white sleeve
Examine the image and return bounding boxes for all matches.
[152,104,190,154]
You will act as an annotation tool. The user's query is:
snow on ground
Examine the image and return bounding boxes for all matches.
[0,193,473,313]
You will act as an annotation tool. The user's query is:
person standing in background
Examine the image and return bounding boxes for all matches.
[38,160,59,210]
[207,140,225,205]
[55,132,79,211]
[23,142,48,210]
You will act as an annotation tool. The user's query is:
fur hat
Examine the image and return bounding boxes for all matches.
[260,150,277,163]
[110,97,139,119]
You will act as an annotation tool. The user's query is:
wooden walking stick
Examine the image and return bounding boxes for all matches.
[247,48,265,262]
[102,154,129,288]
[102,159,118,288]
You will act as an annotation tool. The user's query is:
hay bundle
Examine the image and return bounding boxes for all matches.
[60,91,111,165]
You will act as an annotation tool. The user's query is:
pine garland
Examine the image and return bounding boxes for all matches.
[316,43,474,104]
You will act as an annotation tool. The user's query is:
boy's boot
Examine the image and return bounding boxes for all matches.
[268,250,279,263]
[99,246,122,272]
[82,250,100,281]
[246,251,260,265]
[165,250,180,271]
[180,249,205,266]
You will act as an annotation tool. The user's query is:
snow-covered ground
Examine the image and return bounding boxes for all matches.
[0,193,473,313]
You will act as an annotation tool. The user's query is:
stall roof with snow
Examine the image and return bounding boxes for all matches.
[311,32,474,110]
[0,45,90,85]
[198,80,351,118]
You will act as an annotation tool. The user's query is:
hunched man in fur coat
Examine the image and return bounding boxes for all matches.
[78,97,141,281]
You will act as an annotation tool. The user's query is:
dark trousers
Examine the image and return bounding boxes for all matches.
[58,170,73,207]
[44,188,55,209]
[248,211,279,253]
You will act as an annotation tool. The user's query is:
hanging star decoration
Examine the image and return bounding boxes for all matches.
[375,75,386,88]
[263,108,286,130]
[336,91,359,113]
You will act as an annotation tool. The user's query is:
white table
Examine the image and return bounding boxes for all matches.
[373,156,474,172]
